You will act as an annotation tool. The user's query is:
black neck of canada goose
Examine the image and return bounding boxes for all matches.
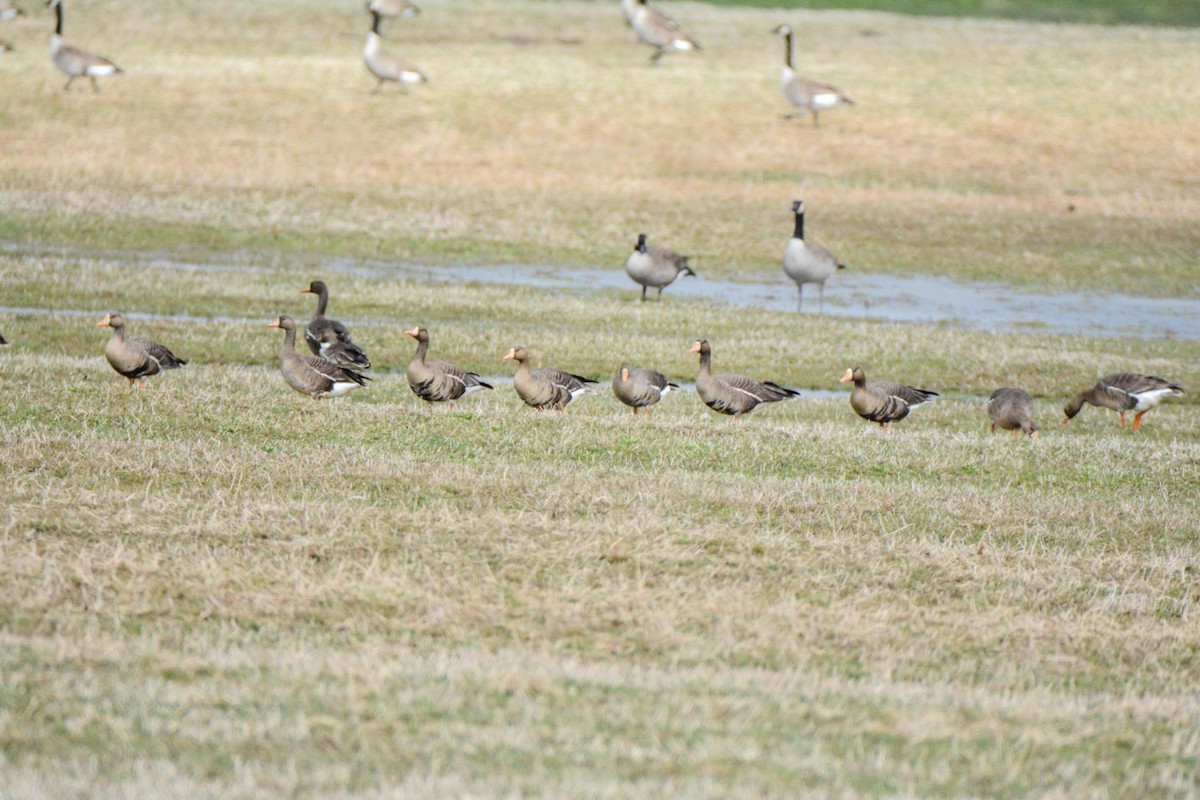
[636,233,647,254]
[371,11,382,36]
[792,204,805,240]
[53,0,63,36]
[781,28,792,68]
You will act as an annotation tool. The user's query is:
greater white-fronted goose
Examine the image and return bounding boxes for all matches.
[267,316,369,399]
[300,280,370,369]
[987,387,1038,439]
[612,362,678,416]
[628,0,699,64]
[95,313,186,387]
[47,0,123,92]
[367,0,420,21]
[503,347,596,411]
[839,366,937,430]
[406,326,493,409]
[1063,373,1183,430]
[690,339,798,418]
[364,10,428,93]
[773,24,853,127]
[624,233,695,302]
[782,200,844,312]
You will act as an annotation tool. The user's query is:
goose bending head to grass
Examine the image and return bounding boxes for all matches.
[773,24,853,127]
[95,313,186,388]
[987,387,1038,440]
[782,200,844,312]
[364,10,428,93]
[267,316,369,399]
[46,0,123,92]
[690,339,799,419]
[839,366,937,431]
[612,362,678,416]
[1062,373,1183,430]
[624,233,695,302]
[503,347,596,411]
[406,326,494,410]
[628,0,699,64]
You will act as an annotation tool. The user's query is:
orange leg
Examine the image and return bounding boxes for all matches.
[1119,411,1126,428]
[632,406,638,417]
[1133,410,1147,431]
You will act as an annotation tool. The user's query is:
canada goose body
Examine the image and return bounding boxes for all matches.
[612,362,677,415]
[301,280,370,369]
[1063,373,1183,430]
[690,339,798,418]
[629,0,699,63]
[47,0,123,92]
[504,347,595,411]
[364,12,427,92]
[782,200,843,312]
[406,326,493,408]
[268,316,369,399]
[624,233,695,301]
[840,367,937,429]
[987,387,1038,438]
[773,25,852,126]
[367,0,420,19]
[95,313,186,387]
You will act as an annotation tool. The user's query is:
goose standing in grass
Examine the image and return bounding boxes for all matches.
[1062,373,1183,430]
[301,280,370,369]
[625,233,695,302]
[612,362,678,416]
[267,316,369,399]
[46,0,123,92]
[839,366,937,430]
[364,10,428,93]
[690,339,798,419]
[781,200,844,312]
[987,387,1038,439]
[773,24,853,127]
[95,313,186,388]
[628,0,699,64]
[406,326,493,410]
[504,347,596,411]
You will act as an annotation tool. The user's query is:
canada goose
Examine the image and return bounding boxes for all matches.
[624,233,695,302]
[0,2,23,22]
[406,326,493,409]
[267,316,369,399]
[503,347,596,410]
[46,0,123,92]
[773,24,853,127]
[300,280,370,369]
[1062,373,1183,430]
[987,387,1038,439]
[366,0,420,20]
[0,40,12,53]
[619,0,635,26]
[612,362,678,416]
[364,10,428,93]
[690,339,798,418]
[95,313,186,387]
[628,0,699,64]
[839,367,937,430]
[782,200,844,312]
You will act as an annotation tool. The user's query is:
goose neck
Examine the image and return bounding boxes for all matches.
[792,211,805,241]
[782,30,792,69]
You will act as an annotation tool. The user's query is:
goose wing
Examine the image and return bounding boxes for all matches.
[129,336,186,370]
[871,380,937,407]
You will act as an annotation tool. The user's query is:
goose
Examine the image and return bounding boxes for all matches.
[987,387,1038,439]
[690,339,798,418]
[405,326,493,409]
[0,40,14,52]
[312,328,371,369]
[366,0,420,21]
[628,0,699,64]
[781,200,844,312]
[773,24,853,127]
[95,313,186,387]
[839,367,937,430]
[0,2,23,22]
[267,316,369,399]
[620,0,635,26]
[46,0,123,92]
[612,362,678,416]
[300,280,370,369]
[503,347,596,411]
[1062,373,1183,430]
[364,10,428,93]
[624,233,695,302]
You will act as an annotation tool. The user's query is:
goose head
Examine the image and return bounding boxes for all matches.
[839,367,865,385]
[773,24,791,36]
[405,325,429,344]
[266,315,296,333]
[689,339,710,356]
[635,233,647,253]
[95,312,122,329]
[503,346,528,364]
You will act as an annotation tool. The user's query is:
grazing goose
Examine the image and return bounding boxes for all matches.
[773,24,853,127]
[690,339,798,418]
[503,347,596,411]
[95,313,186,387]
[364,10,428,93]
[612,362,678,416]
[267,316,369,399]
[46,0,123,92]
[1062,373,1183,430]
[300,280,370,369]
[782,200,844,312]
[839,366,937,430]
[406,326,493,409]
[367,0,420,21]
[624,233,695,302]
[987,387,1038,439]
[628,0,699,64]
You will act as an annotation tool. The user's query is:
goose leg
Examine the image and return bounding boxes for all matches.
[90,75,100,92]
[811,108,820,127]
[371,78,383,94]
[1133,410,1147,431]
[1119,411,1126,428]
[796,285,803,313]
[818,282,825,313]
[656,286,664,301]
[64,75,77,91]
[650,48,665,64]
[990,423,995,433]
[640,285,647,303]
[632,406,638,417]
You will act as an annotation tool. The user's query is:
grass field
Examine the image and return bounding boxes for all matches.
[2,1,1200,797]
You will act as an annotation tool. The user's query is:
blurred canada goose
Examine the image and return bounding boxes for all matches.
[406,326,493,409]
[619,0,635,26]
[612,362,678,416]
[690,339,798,418]
[503,347,596,411]
[364,10,428,93]
[95,313,186,387]
[0,39,14,52]
[300,280,370,369]
[46,0,123,92]
[987,387,1038,439]
[782,200,844,312]
[773,24,853,127]
[624,233,695,302]
[366,0,420,20]
[628,0,699,64]
[1062,373,1183,430]
[839,367,937,430]
[0,2,23,22]
[267,316,369,399]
